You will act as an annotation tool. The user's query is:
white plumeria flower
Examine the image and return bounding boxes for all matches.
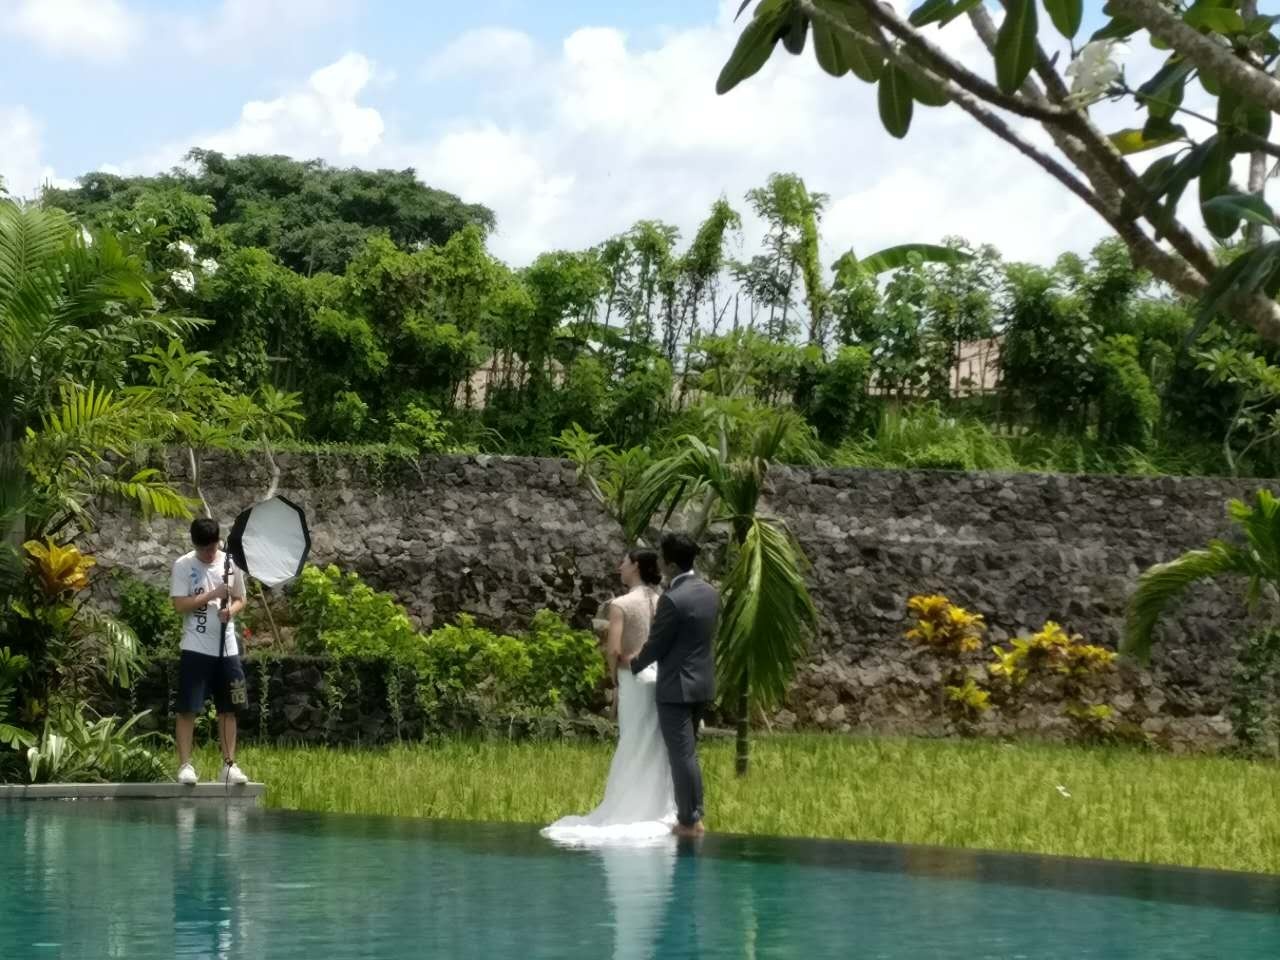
[170,268,196,293]
[1056,784,1072,799]
[198,257,219,275]
[168,240,197,262]
[1065,40,1125,105]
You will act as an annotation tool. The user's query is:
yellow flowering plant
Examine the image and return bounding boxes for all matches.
[905,594,986,655]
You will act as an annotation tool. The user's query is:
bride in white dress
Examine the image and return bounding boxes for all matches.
[543,549,676,845]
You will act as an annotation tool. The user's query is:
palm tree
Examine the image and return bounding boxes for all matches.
[628,403,820,775]
[0,200,198,548]
[1124,490,1280,661]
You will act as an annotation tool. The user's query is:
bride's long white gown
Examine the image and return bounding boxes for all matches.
[543,586,676,845]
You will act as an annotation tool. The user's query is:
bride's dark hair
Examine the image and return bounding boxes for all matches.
[628,548,663,586]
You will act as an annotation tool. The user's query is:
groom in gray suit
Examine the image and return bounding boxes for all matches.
[626,532,718,837]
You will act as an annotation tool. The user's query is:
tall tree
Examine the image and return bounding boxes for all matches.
[45,150,496,275]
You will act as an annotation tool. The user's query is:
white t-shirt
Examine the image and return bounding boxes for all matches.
[170,550,247,657]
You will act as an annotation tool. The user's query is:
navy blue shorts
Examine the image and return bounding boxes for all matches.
[176,651,247,715]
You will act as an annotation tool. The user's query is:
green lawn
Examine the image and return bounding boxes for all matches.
[199,734,1280,875]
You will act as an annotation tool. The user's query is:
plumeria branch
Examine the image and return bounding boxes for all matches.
[840,0,1072,122]
[1109,0,1280,114]
[799,0,1280,339]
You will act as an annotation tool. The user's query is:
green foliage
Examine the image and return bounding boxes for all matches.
[21,702,169,784]
[7,539,146,714]
[1228,627,1280,755]
[1125,490,1280,661]
[416,616,532,723]
[0,200,199,546]
[524,609,606,710]
[717,517,819,711]
[291,564,421,662]
[1196,345,1280,476]
[836,404,1019,472]
[805,345,874,444]
[389,404,450,454]
[116,575,182,656]
[288,564,603,721]
[27,149,1274,481]
[0,647,33,754]
[715,2,1280,340]
[49,151,496,276]
[1094,335,1159,449]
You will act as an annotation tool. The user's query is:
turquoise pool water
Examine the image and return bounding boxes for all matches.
[5,801,1280,959]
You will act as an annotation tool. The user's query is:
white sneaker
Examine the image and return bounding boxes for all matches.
[222,761,248,786]
[177,763,198,785]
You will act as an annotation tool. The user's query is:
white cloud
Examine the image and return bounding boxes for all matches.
[4,0,141,62]
[146,53,384,168]
[89,5,1271,275]
[0,106,71,198]
[421,28,538,80]
[399,15,1110,267]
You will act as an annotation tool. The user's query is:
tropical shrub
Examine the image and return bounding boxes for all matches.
[0,539,167,782]
[906,594,1119,741]
[1228,627,1280,755]
[22,702,170,784]
[836,405,1019,472]
[905,594,989,726]
[8,540,145,711]
[987,621,1118,741]
[288,564,605,718]
[524,608,606,710]
[117,575,182,657]
[905,594,986,656]
[291,564,421,662]
[416,615,532,724]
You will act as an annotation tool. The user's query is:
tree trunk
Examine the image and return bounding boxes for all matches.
[735,678,750,778]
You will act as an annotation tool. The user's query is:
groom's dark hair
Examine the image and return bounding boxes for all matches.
[660,532,700,573]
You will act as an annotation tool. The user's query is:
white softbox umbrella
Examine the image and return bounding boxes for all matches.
[225,495,311,588]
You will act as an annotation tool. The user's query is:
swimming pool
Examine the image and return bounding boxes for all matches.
[6,801,1280,958]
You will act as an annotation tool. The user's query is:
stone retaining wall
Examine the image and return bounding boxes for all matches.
[90,451,1272,751]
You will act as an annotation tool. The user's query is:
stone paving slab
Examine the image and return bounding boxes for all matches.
[0,782,265,805]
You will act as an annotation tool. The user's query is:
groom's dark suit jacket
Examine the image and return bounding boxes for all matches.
[631,571,718,704]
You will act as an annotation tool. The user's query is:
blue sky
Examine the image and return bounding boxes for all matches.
[4,1,712,178]
[0,1,1180,268]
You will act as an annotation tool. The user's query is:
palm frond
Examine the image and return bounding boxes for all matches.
[1123,542,1255,661]
[77,609,145,689]
[1228,490,1280,584]
[623,437,718,543]
[0,202,75,352]
[90,469,195,521]
[716,517,817,709]
[50,228,153,325]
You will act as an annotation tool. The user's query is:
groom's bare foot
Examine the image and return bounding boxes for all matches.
[672,822,706,839]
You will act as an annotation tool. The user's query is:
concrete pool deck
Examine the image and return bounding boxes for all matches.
[0,782,265,806]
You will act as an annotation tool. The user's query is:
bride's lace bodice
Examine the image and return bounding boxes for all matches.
[610,585,661,658]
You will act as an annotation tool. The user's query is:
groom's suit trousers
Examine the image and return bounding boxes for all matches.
[658,701,706,827]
